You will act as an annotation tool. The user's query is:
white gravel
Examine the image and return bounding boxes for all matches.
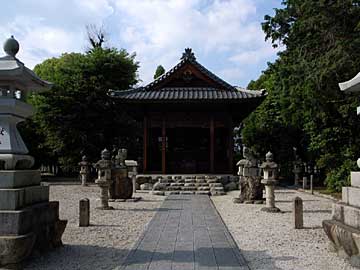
[24,184,164,270]
[212,189,356,270]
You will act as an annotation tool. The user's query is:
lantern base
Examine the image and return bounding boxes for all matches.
[261,206,281,213]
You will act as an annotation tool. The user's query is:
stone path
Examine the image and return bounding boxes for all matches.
[119,195,249,270]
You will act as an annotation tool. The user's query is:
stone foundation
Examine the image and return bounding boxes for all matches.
[323,219,360,267]
[0,171,67,267]
[151,175,226,195]
[323,171,360,267]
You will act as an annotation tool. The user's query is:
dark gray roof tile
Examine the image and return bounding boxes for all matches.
[109,87,266,102]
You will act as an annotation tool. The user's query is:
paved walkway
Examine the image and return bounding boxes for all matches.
[120,195,249,270]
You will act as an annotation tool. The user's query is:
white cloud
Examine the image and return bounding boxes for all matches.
[0,0,115,68]
[229,44,280,65]
[0,0,280,86]
[113,0,277,85]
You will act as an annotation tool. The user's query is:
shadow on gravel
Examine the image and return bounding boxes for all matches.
[105,207,182,212]
[242,249,297,270]
[24,244,129,270]
[275,199,320,203]
[302,226,323,230]
[303,209,331,214]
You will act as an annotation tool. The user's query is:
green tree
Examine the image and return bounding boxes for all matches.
[154,65,165,79]
[242,0,360,190]
[27,47,140,173]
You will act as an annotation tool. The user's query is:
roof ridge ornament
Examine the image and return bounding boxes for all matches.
[181,48,196,61]
[3,35,19,57]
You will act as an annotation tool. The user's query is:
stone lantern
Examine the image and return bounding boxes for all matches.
[78,155,91,186]
[292,149,302,186]
[322,72,360,266]
[125,159,138,194]
[94,149,113,210]
[260,151,280,212]
[0,36,67,267]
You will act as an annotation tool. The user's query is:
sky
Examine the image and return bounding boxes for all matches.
[0,0,283,88]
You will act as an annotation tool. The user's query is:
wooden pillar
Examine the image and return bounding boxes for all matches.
[162,115,166,174]
[210,115,215,173]
[143,115,148,173]
[228,115,234,173]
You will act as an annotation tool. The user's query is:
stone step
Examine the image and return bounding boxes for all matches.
[185,179,196,183]
[197,187,210,191]
[184,183,196,187]
[180,191,195,195]
[181,187,197,191]
[209,183,223,188]
[196,179,206,183]
[196,183,210,187]
[196,191,210,195]
[211,187,225,192]
[170,183,183,187]
[158,179,169,184]
[168,186,181,191]
[206,179,218,184]
[151,191,165,196]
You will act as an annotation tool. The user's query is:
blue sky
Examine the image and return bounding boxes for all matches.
[0,0,282,88]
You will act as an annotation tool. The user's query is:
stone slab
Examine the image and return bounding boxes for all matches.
[0,170,41,188]
[0,202,57,235]
[332,203,360,229]
[119,195,248,269]
[343,187,360,207]
[351,172,360,188]
[323,219,360,267]
[0,232,36,266]
[0,185,49,210]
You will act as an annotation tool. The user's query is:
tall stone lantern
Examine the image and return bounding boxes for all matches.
[322,72,360,266]
[94,149,113,210]
[0,36,67,267]
[260,152,280,212]
[79,155,91,186]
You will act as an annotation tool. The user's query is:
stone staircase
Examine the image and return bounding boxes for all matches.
[152,175,226,196]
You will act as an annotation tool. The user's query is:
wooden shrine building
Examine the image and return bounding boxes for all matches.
[110,49,266,174]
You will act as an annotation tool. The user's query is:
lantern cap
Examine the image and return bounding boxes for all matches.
[101,148,110,160]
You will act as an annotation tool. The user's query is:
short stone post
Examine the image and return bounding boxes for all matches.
[260,152,280,212]
[94,149,113,210]
[302,176,308,189]
[310,174,313,194]
[79,155,91,186]
[79,198,90,227]
[293,197,303,229]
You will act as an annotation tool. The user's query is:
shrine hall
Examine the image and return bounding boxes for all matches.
[109,48,266,174]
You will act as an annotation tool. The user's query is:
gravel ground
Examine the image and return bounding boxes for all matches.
[24,184,164,270]
[212,188,356,270]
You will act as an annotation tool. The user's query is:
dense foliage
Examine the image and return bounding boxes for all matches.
[23,47,140,173]
[154,65,165,79]
[242,0,360,191]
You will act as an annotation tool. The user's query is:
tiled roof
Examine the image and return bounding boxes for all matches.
[144,56,236,91]
[109,87,266,101]
[108,48,267,103]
